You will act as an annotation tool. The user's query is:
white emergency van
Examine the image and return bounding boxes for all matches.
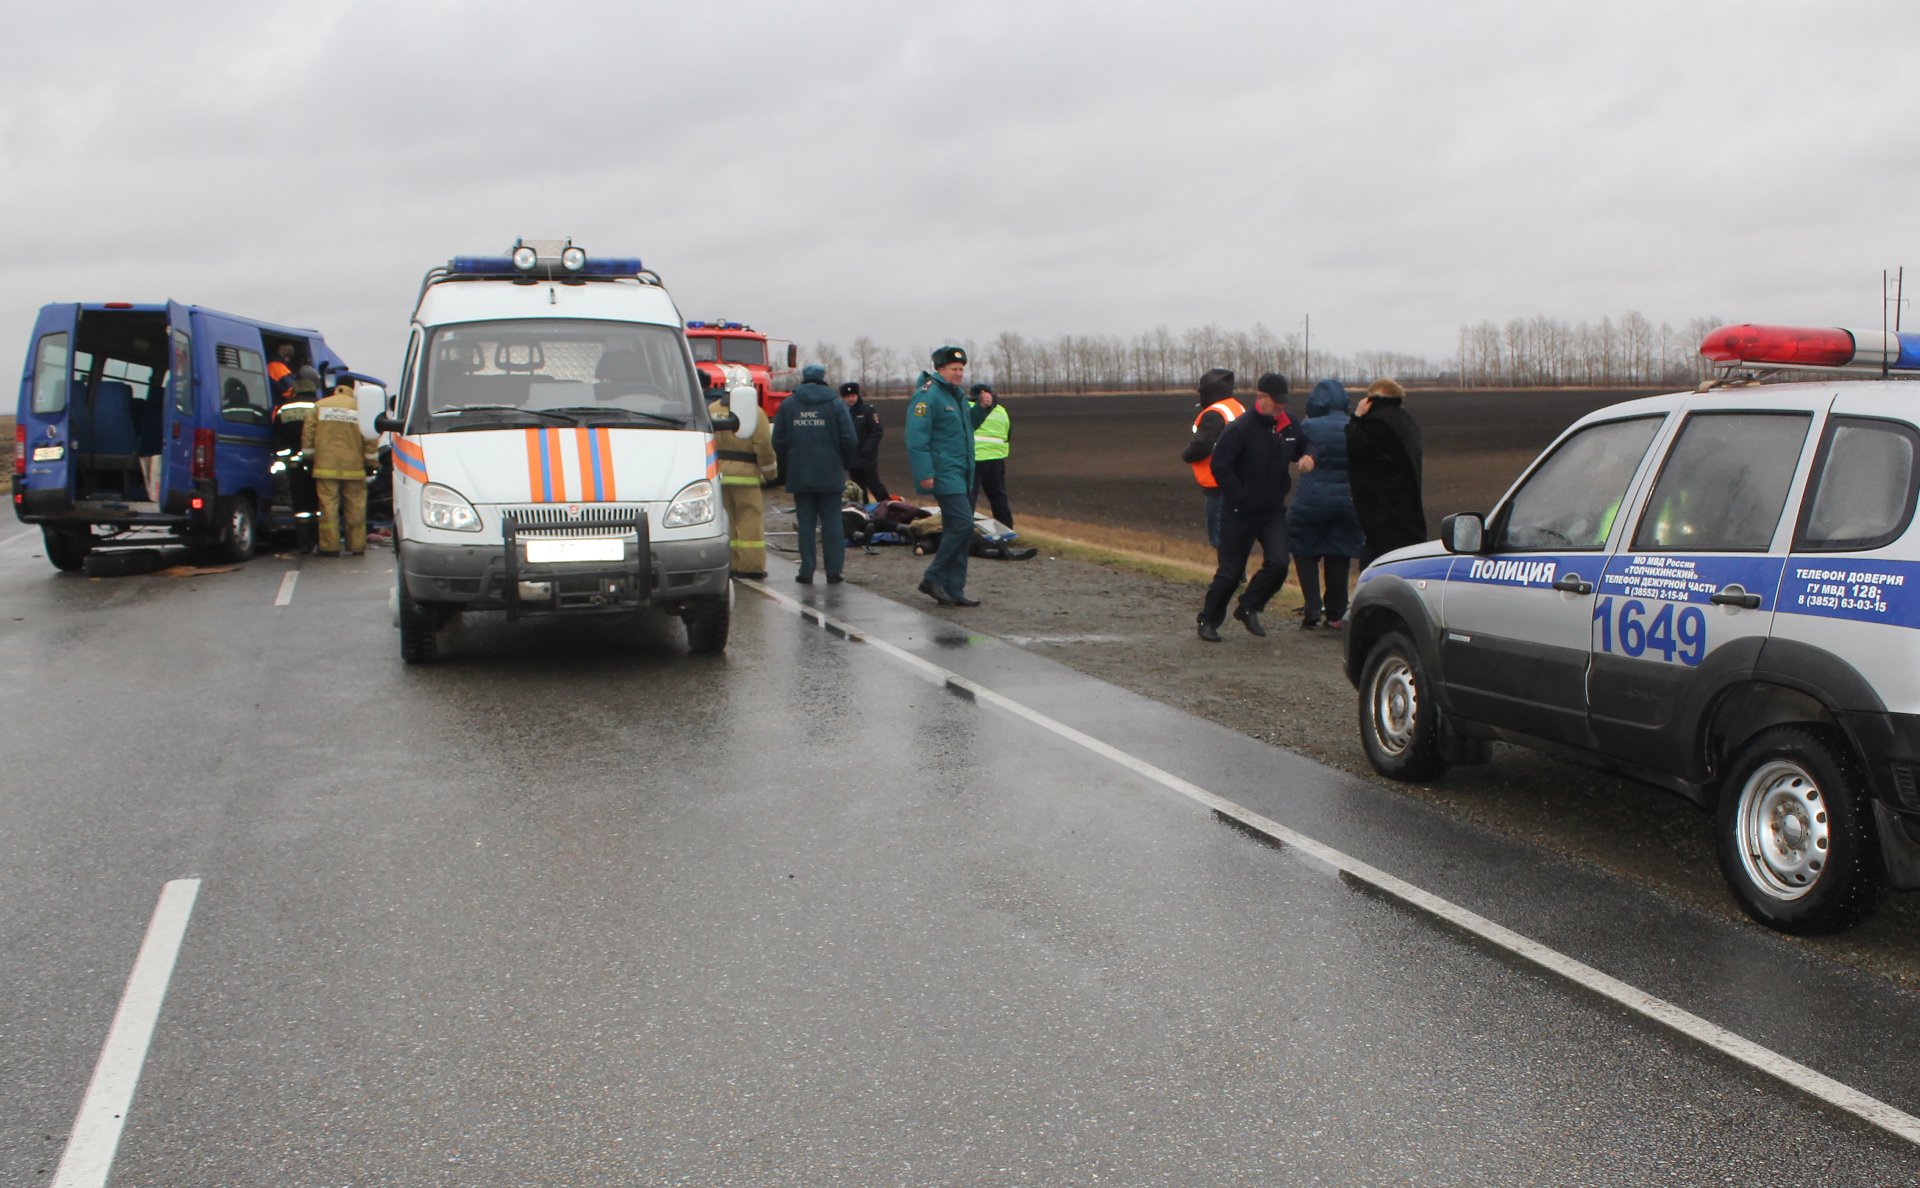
[1346,323,1920,935]
[379,242,745,662]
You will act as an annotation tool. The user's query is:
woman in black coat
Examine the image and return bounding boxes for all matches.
[1344,377,1427,567]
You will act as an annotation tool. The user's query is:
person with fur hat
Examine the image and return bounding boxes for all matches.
[1287,378,1365,628]
[840,381,890,502]
[1195,374,1315,642]
[905,346,995,606]
[772,365,859,584]
[1180,368,1244,547]
[1345,377,1428,567]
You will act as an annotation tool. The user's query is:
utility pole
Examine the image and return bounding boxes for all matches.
[1302,314,1310,382]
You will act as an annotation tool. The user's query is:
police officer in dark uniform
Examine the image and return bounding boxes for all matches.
[841,381,890,501]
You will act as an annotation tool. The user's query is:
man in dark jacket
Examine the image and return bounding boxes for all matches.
[1345,377,1427,568]
[841,381,890,501]
[904,346,994,607]
[1180,368,1244,547]
[1287,378,1365,627]
[1196,378,1315,642]
[772,365,859,584]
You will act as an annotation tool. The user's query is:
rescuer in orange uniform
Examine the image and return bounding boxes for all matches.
[302,376,377,556]
[267,343,298,407]
[1180,368,1244,548]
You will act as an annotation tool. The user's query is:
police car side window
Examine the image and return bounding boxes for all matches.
[1795,417,1920,552]
[1631,412,1810,552]
[1492,416,1662,551]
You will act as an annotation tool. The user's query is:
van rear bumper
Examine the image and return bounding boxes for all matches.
[401,535,729,609]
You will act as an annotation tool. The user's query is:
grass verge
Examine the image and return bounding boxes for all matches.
[1012,514,1309,612]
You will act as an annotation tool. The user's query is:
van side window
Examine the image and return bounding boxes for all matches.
[1632,411,1811,552]
[1492,416,1662,551]
[1795,417,1920,553]
[172,330,194,414]
[397,330,421,422]
[216,344,269,425]
[31,333,69,414]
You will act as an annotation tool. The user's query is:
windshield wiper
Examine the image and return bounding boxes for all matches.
[432,405,579,422]
[543,407,688,427]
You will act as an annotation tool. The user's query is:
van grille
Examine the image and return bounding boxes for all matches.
[499,504,648,538]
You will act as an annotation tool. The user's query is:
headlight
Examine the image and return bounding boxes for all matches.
[662,479,715,528]
[420,482,482,532]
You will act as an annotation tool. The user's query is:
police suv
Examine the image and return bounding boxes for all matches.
[1346,323,1920,934]
[379,242,743,662]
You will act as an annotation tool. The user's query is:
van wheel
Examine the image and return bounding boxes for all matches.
[43,526,92,572]
[397,570,441,665]
[1358,630,1450,781]
[217,497,256,563]
[685,592,730,654]
[1716,726,1882,934]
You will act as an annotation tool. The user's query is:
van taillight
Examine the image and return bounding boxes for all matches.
[192,428,215,479]
[12,424,22,475]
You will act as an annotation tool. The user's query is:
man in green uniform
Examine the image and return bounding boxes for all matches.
[904,346,994,607]
[968,382,1013,527]
[302,376,377,556]
[708,373,776,578]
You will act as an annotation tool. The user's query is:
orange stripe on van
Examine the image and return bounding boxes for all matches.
[392,436,428,483]
[524,428,548,502]
[545,428,568,502]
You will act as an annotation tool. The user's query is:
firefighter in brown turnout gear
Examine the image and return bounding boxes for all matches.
[707,373,776,578]
[302,377,377,555]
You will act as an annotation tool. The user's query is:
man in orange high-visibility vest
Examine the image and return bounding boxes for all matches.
[1180,368,1244,547]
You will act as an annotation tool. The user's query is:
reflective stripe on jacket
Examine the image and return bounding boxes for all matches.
[301,392,375,480]
[973,403,1010,461]
[1189,397,1245,488]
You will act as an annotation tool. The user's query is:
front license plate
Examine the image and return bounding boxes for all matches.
[524,537,624,564]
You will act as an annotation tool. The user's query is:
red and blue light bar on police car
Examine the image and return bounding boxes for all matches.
[1699,323,1920,372]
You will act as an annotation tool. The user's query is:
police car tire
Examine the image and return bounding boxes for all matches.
[43,526,91,571]
[1715,725,1882,935]
[217,498,256,563]
[685,593,730,654]
[1358,630,1450,782]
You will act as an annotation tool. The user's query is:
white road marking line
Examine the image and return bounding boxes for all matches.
[743,580,1920,1148]
[273,571,298,606]
[53,877,203,1188]
[0,527,38,549]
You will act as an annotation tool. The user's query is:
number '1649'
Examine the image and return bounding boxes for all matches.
[1594,597,1707,666]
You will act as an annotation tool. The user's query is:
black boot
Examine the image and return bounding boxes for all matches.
[1233,605,1266,637]
[1197,616,1222,643]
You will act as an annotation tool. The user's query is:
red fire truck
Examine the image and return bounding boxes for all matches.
[685,320,797,418]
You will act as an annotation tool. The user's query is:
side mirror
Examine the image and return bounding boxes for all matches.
[787,344,798,369]
[709,411,740,434]
[729,385,759,437]
[373,413,404,434]
[1441,512,1484,554]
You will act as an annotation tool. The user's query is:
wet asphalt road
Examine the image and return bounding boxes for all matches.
[3,527,1919,1185]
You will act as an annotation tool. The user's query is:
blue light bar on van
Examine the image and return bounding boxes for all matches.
[448,256,644,277]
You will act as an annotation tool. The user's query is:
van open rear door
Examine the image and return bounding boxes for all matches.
[163,302,195,513]
[16,302,80,517]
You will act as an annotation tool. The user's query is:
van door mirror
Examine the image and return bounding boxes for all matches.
[787,343,798,369]
[373,413,404,434]
[1441,512,1484,554]
[729,385,759,437]
[709,411,740,434]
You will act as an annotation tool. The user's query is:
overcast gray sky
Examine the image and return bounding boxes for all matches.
[6,1,1918,379]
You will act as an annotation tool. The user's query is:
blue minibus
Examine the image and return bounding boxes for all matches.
[13,301,365,569]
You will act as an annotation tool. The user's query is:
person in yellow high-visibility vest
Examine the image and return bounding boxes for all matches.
[708,374,776,578]
[968,383,1013,526]
[302,376,377,556]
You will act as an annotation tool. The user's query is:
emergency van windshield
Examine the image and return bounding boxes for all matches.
[719,338,766,366]
[420,319,699,432]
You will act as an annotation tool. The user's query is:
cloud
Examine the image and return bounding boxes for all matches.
[3,0,1918,376]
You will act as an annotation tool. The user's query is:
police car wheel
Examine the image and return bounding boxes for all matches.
[217,498,256,563]
[42,526,92,572]
[1716,726,1882,935]
[1358,630,1449,781]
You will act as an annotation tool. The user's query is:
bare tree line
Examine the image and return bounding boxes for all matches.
[794,312,1759,395]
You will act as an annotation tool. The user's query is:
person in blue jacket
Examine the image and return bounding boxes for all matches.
[904,345,995,607]
[772,365,859,584]
[1286,378,1366,628]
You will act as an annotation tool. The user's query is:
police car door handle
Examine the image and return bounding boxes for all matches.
[1551,574,1594,595]
[1710,585,1763,609]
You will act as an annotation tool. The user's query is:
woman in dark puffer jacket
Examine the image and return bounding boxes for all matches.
[1286,378,1365,627]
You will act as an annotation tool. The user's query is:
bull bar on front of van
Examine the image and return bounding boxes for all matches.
[500,506,650,620]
